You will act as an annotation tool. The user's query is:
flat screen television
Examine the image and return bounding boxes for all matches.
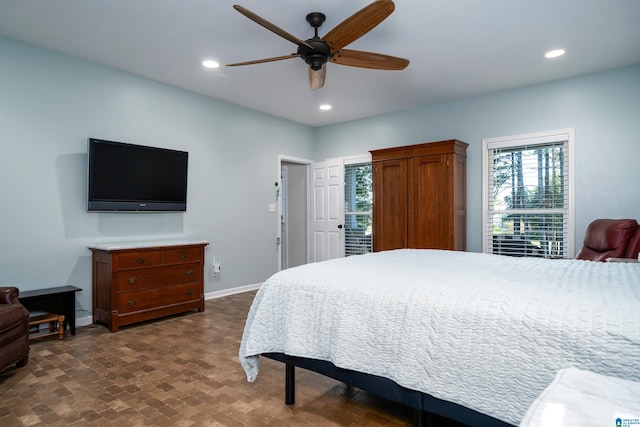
[87,138,188,212]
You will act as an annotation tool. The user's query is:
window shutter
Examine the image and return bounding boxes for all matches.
[484,131,573,258]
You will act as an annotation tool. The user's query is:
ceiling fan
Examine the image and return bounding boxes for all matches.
[226,0,409,90]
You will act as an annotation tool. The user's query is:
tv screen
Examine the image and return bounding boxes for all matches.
[87,138,188,212]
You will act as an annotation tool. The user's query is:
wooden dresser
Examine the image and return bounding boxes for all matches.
[371,140,468,252]
[89,241,208,332]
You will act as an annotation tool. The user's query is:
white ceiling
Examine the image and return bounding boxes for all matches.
[1,0,639,127]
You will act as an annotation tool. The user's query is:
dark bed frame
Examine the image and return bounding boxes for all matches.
[263,353,515,427]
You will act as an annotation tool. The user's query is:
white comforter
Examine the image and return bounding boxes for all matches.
[239,249,640,425]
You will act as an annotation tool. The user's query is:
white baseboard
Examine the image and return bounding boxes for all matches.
[204,282,262,300]
[73,283,262,329]
[76,315,93,327]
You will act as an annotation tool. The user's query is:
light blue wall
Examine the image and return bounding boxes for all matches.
[2,34,639,324]
[0,37,314,320]
[314,64,640,252]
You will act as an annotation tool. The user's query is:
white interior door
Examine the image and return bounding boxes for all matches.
[310,158,345,262]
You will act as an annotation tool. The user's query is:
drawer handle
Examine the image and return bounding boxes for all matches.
[185,289,193,296]
[127,298,137,306]
[179,252,187,260]
[128,276,138,284]
[185,269,194,276]
[137,257,146,264]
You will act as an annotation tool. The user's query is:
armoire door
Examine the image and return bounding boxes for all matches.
[408,154,451,249]
[372,159,407,251]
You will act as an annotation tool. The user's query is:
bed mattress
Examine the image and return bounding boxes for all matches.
[239,249,640,425]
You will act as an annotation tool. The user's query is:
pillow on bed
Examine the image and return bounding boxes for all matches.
[575,218,638,261]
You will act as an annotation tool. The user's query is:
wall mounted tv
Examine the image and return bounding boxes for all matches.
[87,138,188,212]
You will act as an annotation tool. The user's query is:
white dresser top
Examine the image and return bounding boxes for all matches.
[88,240,209,251]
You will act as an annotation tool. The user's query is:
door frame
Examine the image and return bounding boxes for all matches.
[277,155,312,271]
[276,153,372,270]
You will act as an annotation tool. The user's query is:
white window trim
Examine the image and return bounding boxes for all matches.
[481,128,575,257]
[343,153,372,165]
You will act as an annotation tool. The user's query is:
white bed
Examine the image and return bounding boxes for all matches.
[239,249,640,426]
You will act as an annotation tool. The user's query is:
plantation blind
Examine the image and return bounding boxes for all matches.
[484,131,573,258]
[344,162,372,256]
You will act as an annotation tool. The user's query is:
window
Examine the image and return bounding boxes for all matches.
[482,129,575,258]
[344,160,373,256]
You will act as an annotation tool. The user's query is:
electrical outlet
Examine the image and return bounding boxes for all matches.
[212,256,221,275]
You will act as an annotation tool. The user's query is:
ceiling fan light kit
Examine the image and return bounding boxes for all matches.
[227,0,409,90]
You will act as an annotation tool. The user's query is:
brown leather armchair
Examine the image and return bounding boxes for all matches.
[0,287,30,373]
[575,219,640,261]
[625,227,640,259]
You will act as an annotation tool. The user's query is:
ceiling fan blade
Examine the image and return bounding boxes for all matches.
[233,5,314,49]
[227,54,300,67]
[322,0,395,52]
[330,49,409,70]
[308,65,326,90]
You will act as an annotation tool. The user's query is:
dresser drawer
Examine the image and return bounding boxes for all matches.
[116,263,202,291]
[117,250,163,269]
[164,247,202,264]
[117,283,201,314]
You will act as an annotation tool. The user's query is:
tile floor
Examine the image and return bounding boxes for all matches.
[0,291,462,427]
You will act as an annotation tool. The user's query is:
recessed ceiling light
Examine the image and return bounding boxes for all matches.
[545,49,565,59]
[202,60,220,69]
[319,104,332,111]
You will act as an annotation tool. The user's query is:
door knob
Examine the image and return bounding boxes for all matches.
[337,224,343,229]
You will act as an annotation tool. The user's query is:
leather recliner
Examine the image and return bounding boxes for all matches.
[575,219,640,262]
[0,287,30,373]
[625,227,640,259]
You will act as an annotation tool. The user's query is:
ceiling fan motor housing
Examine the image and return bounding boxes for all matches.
[298,39,332,70]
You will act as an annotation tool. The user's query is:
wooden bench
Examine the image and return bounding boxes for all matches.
[19,286,82,336]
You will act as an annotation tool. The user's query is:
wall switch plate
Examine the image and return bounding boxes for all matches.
[268,203,276,212]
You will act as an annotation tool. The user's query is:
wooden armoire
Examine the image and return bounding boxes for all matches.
[370,139,468,252]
